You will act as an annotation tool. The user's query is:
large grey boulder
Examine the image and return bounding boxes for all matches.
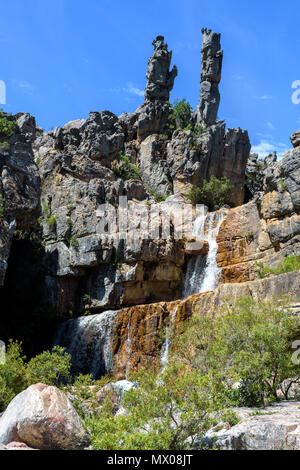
[0,384,89,450]
[201,402,300,450]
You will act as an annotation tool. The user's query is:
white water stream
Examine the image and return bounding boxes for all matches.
[182,210,225,298]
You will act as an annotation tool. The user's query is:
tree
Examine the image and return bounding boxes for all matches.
[27,346,72,387]
[169,99,193,130]
[0,340,28,411]
[173,296,300,406]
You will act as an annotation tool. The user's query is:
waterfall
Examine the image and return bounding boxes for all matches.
[160,323,170,369]
[183,210,225,297]
[160,307,178,370]
[54,310,118,379]
[125,314,132,380]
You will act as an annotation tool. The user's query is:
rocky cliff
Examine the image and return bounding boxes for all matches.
[0,28,299,374]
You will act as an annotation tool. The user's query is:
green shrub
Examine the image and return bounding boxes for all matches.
[169,99,193,130]
[245,232,254,241]
[145,185,170,203]
[0,142,10,150]
[42,205,57,228]
[256,255,300,279]
[112,152,140,181]
[47,215,57,228]
[69,235,79,248]
[27,346,72,387]
[85,365,226,450]
[0,340,28,411]
[188,141,201,152]
[187,176,234,210]
[172,296,300,406]
[278,180,287,191]
[0,109,16,141]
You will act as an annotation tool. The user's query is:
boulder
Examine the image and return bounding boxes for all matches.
[201,402,300,450]
[0,384,89,450]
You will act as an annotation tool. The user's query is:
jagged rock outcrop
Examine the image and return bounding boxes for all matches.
[118,36,177,142]
[167,123,250,205]
[194,28,223,127]
[0,113,40,285]
[291,129,300,148]
[144,36,177,102]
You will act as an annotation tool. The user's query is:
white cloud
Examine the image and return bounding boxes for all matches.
[251,140,289,159]
[123,83,144,97]
[266,121,275,130]
[260,95,273,100]
[234,75,243,80]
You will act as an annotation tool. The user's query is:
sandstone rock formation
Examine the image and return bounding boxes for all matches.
[194,28,223,127]
[0,383,89,450]
[55,270,300,380]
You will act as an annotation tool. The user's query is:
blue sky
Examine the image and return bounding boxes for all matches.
[1,0,300,158]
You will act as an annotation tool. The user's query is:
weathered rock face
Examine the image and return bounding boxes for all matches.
[291,129,300,148]
[55,270,300,380]
[138,134,172,195]
[145,36,177,102]
[217,142,300,283]
[0,113,40,285]
[0,384,89,450]
[194,28,223,127]
[262,144,300,252]
[167,123,250,205]
[201,402,300,450]
[37,146,186,314]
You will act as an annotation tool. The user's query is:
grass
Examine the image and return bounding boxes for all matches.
[256,255,300,279]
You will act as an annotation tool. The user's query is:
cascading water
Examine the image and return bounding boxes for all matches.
[160,323,170,370]
[125,314,132,379]
[54,310,118,379]
[183,210,225,298]
[160,307,178,370]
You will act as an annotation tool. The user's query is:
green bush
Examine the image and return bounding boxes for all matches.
[27,346,72,387]
[0,109,16,141]
[256,255,300,279]
[112,152,140,181]
[69,235,79,248]
[146,185,170,203]
[187,176,234,210]
[0,142,10,151]
[172,296,300,406]
[0,342,72,411]
[0,340,28,411]
[85,365,226,450]
[169,99,193,130]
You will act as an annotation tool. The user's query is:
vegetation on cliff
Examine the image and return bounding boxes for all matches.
[187,176,234,210]
[256,255,300,279]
